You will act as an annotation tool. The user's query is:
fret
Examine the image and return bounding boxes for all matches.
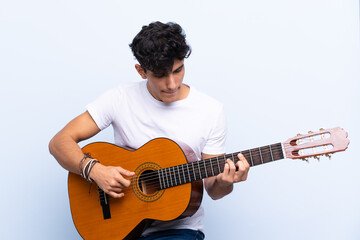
[173,166,177,186]
[176,167,179,185]
[203,160,208,178]
[174,166,178,186]
[192,162,196,181]
[231,152,235,164]
[251,148,262,165]
[175,166,179,185]
[158,170,163,190]
[177,166,181,185]
[210,159,215,177]
[262,145,274,164]
[169,168,173,186]
[221,155,227,171]
[248,150,254,166]
[172,166,178,186]
[197,161,202,179]
[187,164,191,182]
[165,168,169,188]
[259,147,264,164]
[161,169,166,189]
[269,145,274,161]
[216,157,221,174]
[273,143,284,160]
[179,166,182,185]
[169,167,173,187]
[240,151,246,164]
[182,165,186,184]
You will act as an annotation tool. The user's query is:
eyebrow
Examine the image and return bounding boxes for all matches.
[173,64,184,72]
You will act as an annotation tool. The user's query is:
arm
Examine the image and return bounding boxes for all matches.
[203,153,250,200]
[49,111,134,198]
[49,111,100,173]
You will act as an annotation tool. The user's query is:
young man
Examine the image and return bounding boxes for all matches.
[49,21,250,240]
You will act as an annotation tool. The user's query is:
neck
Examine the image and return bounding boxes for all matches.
[157,142,284,190]
[178,84,190,100]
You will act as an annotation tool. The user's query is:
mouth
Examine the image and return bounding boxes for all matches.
[162,89,178,95]
[162,92,177,99]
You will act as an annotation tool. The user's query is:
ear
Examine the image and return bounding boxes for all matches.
[135,64,147,79]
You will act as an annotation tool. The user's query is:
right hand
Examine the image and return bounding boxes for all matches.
[89,163,135,198]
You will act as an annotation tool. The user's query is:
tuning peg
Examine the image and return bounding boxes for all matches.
[301,158,309,163]
[319,128,325,131]
[325,154,332,160]
[297,133,302,136]
[313,155,320,161]
[308,131,313,134]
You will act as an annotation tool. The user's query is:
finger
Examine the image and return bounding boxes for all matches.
[117,167,135,177]
[236,154,249,181]
[108,191,125,199]
[100,183,126,198]
[226,159,236,176]
[109,184,124,191]
[238,153,250,168]
[112,174,132,188]
[113,167,134,187]
[237,165,248,181]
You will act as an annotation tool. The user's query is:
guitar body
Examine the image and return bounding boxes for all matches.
[68,138,203,240]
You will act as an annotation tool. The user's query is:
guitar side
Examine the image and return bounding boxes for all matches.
[68,138,203,240]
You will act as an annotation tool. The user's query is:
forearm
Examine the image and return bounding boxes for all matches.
[49,132,85,174]
[205,176,233,200]
[205,153,250,200]
[49,111,101,174]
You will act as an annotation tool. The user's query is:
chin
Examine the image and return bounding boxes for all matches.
[161,96,178,103]
[162,98,177,103]
[160,93,179,103]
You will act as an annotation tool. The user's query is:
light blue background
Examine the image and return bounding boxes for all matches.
[1,0,359,239]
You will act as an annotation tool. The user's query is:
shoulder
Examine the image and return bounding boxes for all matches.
[99,81,143,100]
[190,87,224,111]
[113,81,143,94]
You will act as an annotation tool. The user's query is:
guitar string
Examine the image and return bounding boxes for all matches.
[126,141,332,185]
[97,152,247,196]
[127,144,284,183]
[128,143,291,183]
[96,144,330,196]
[97,144,288,195]
[123,143,313,184]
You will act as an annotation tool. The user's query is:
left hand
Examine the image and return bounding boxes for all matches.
[216,153,250,187]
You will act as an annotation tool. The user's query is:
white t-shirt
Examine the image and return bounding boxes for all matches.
[86,80,227,235]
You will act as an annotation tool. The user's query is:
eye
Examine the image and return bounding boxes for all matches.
[154,73,166,78]
[174,67,183,73]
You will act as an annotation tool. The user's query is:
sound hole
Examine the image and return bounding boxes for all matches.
[139,170,160,195]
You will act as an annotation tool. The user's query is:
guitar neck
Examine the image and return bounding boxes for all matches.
[157,142,284,190]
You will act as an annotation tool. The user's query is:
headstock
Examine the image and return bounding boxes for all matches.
[282,127,350,161]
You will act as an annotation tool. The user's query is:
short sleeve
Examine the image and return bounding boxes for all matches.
[86,88,120,130]
[202,105,227,155]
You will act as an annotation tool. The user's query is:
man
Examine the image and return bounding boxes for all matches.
[49,21,250,240]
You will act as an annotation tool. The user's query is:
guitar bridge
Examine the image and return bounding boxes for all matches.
[98,187,111,220]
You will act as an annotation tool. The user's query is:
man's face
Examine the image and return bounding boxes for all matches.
[137,59,187,103]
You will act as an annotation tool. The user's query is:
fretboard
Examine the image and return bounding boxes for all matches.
[157,142,284,190]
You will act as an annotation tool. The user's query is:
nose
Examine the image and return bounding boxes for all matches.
[166,74,176,90]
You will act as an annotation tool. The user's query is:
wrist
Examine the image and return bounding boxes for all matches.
[80,158,100,182]
[88,162,102,182]
[215,175,233,189]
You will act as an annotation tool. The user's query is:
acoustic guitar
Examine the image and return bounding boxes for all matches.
[68,127,349,240]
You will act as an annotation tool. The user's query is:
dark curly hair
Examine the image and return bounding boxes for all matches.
[129,21,191,75]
